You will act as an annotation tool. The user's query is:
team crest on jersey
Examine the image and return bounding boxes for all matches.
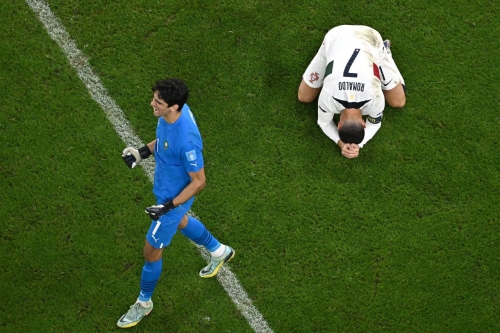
[163,140,168,149]
[186,150,197,161]
[309,71,320,84]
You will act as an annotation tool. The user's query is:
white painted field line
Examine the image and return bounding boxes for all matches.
[26,1,273,332]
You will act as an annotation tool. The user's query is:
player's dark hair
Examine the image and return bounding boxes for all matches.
[152,78,189,111]
[339,120,365,144]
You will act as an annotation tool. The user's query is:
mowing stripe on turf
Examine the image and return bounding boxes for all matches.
[26,1,274,332]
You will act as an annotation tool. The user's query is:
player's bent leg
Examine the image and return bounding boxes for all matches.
[383,82,406,109]
[117,216,178,329]
[143,240,164,262]
[117,242,161,328]
[179,215,221,250]
[298,79,322,103]
[177,214,189,229]
[379,39,406,108]
[179,215,235,278]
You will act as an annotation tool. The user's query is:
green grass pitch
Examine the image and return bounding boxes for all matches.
[0,0,498,332]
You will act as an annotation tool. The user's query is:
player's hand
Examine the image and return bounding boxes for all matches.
[340,142,360,159]
[122,146,152,168]
[145,200,175,220]
[122,147,142,168]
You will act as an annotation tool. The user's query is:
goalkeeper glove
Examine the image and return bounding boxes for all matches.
[145,200,175,220]
[122,145,151,168]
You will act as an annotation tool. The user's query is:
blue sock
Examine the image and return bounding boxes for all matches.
[180,216,221,252]
[138,259,162,302]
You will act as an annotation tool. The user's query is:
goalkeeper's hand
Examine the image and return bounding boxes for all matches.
[122,146,151,168]
[145,200,175,220]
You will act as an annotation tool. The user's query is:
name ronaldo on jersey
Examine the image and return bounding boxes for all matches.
[338,81,365,92]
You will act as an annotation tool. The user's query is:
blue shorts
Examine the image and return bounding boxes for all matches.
[145,197,194,249]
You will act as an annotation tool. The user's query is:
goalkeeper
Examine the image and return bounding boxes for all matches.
[117,78,235,328]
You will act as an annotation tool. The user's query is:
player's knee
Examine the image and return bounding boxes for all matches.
[298,91,313,103]
[143,241,163,261]
[389,96,406,109]
[298,82,320,103]
[177,215,188,230]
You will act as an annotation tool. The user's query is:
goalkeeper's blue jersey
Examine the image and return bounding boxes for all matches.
[153,104,204,203]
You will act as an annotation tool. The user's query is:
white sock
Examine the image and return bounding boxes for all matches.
[136,299,152,308]
[210,244,226,258]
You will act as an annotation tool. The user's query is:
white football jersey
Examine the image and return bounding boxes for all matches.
[304,25,386,119]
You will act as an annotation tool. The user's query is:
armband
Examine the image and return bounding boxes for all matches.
[367,114,382,124]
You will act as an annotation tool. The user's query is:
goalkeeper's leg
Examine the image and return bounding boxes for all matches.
[179,215,235,278]
[117,241,164,328]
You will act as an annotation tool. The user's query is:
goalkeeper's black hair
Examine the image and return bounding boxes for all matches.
[152,78,189,111]
[339,120,365,144]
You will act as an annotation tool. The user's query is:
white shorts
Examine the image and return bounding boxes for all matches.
[378,50,405,91]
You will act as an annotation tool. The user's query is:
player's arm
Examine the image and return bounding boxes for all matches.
[358,113,382,148]
[173,168,206,206]
[318,120,340,144]
[144,168,206,220]
[145,145,205,220]
[317,101,338,141]
[298,39,327,103]
[146,140,156,154]
[316,105,355,156]
[122,140,156,168]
